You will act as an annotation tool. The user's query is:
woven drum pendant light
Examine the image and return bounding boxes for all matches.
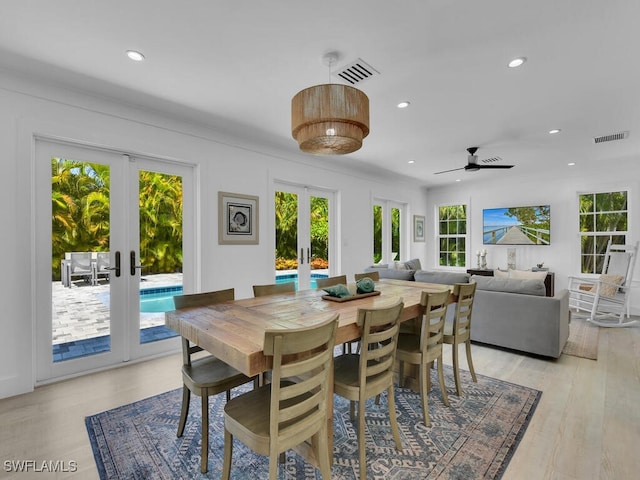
[291,53,370,155]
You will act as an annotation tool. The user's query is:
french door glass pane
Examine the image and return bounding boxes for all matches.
[275,191,299,285]
[391,207,400,260]
[373,205,382,263]
[310,196,329,273]
[138,170,182,344]
[51,158,111,362]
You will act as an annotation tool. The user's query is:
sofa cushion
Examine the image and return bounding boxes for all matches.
[471,275,546,296]
[414,270,470,285]
[375,269,415,281]
[494,269,509,278]
[508,269,548,281]
[403,258,422,271]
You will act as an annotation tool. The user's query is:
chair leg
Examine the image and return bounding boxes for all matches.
[349,400,356,422]
[419,362,430,426]
[315,426,332,480]
[221,429,233,480]
[200,393,209,473]
[226,389,231,402]
[465,339,477,383]
[177,385,190,437]
[387,386,403,451]
[357,399,367,480]
[398,360,405,388]
[268,446,278,480]
[436,358,449,407]
[452,342,462,396]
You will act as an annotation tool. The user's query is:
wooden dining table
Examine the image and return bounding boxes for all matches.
[165,278,456,465]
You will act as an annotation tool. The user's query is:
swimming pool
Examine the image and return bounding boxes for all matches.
[138,274,328,313]
[140,286,183,313]
[276,273,328,290]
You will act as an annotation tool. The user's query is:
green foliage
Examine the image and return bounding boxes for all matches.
[579,191,628,273]
[50,158,183,280]
[275,192,330,265]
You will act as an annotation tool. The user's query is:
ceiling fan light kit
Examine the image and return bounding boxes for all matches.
[291,52,370,155]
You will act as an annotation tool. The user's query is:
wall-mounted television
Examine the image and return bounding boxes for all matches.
[483,205,550,245]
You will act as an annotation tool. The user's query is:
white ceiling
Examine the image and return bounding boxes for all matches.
[1,0,638,187]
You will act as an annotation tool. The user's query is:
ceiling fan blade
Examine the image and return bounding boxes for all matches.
[434,166,465,175]
[474,164,514,169]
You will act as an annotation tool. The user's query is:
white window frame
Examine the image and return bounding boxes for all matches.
[373,198,408,265]
[436,203,468,269]
[578,189,629,274]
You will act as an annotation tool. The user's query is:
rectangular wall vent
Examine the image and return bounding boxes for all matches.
[593,131,629,144]
[333,58,380,85]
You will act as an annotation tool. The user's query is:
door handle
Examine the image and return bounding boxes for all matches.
[130,251,144,276]
[307,247,310,264]
[300,248,304,265]
[105,251,121,277]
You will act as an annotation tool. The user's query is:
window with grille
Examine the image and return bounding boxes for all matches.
[579,191,628,273]
[438,204,467,267]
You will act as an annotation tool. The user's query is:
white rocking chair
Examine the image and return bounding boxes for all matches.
[568,241,639,327]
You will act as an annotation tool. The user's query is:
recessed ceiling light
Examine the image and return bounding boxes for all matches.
[126,50,145,62]
[455,179,461,182]
[549,129,561,134]
[407,160,415,164]
[397,101,410,109]
[568,162,576,166]
[508,57,526,68]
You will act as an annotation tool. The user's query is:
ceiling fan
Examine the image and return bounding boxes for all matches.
[434,147,514,175]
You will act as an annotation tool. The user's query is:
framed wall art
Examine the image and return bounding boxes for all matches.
[413,215,425,242]
[218,191,259,245]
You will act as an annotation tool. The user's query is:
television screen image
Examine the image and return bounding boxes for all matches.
[483,205,550,245]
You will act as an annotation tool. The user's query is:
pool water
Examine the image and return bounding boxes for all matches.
[140,286,183,313]
[276,273,328,290]
[138,274,329,313]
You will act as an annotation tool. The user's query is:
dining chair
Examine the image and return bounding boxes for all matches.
[173,288,258,474]
[221,313,339,480]
[253,282,296,297]
[333,298,404,480]
[443,282,478,396]
[354,271,380,282]
[315,274,347,289]
[396,289,450,426]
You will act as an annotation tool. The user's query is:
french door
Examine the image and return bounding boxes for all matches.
[35,139,194,382]
[274,183,335,290]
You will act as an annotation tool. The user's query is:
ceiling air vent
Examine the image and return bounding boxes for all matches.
[593,131,629,144]
[333,58,380,85]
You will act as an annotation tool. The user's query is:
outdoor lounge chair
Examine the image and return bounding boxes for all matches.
[65,252,94,287]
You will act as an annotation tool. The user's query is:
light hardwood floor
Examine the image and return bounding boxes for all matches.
[1,322,639,480]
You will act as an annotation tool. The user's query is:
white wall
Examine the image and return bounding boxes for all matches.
[425,165,640,310]
[0,71,428,398]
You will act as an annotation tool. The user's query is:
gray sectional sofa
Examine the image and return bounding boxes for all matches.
[470,276,570,358]
[363,260,570,358]
[364,259,471,284]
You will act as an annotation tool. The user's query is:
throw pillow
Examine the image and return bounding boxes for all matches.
[591,274,624,297]
[494,269,509,278]
[509,269,547,281]
[323,284,351,298]
[403,258,422,271]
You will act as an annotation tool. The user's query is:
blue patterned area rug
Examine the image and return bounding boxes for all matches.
[86,366,540,479]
